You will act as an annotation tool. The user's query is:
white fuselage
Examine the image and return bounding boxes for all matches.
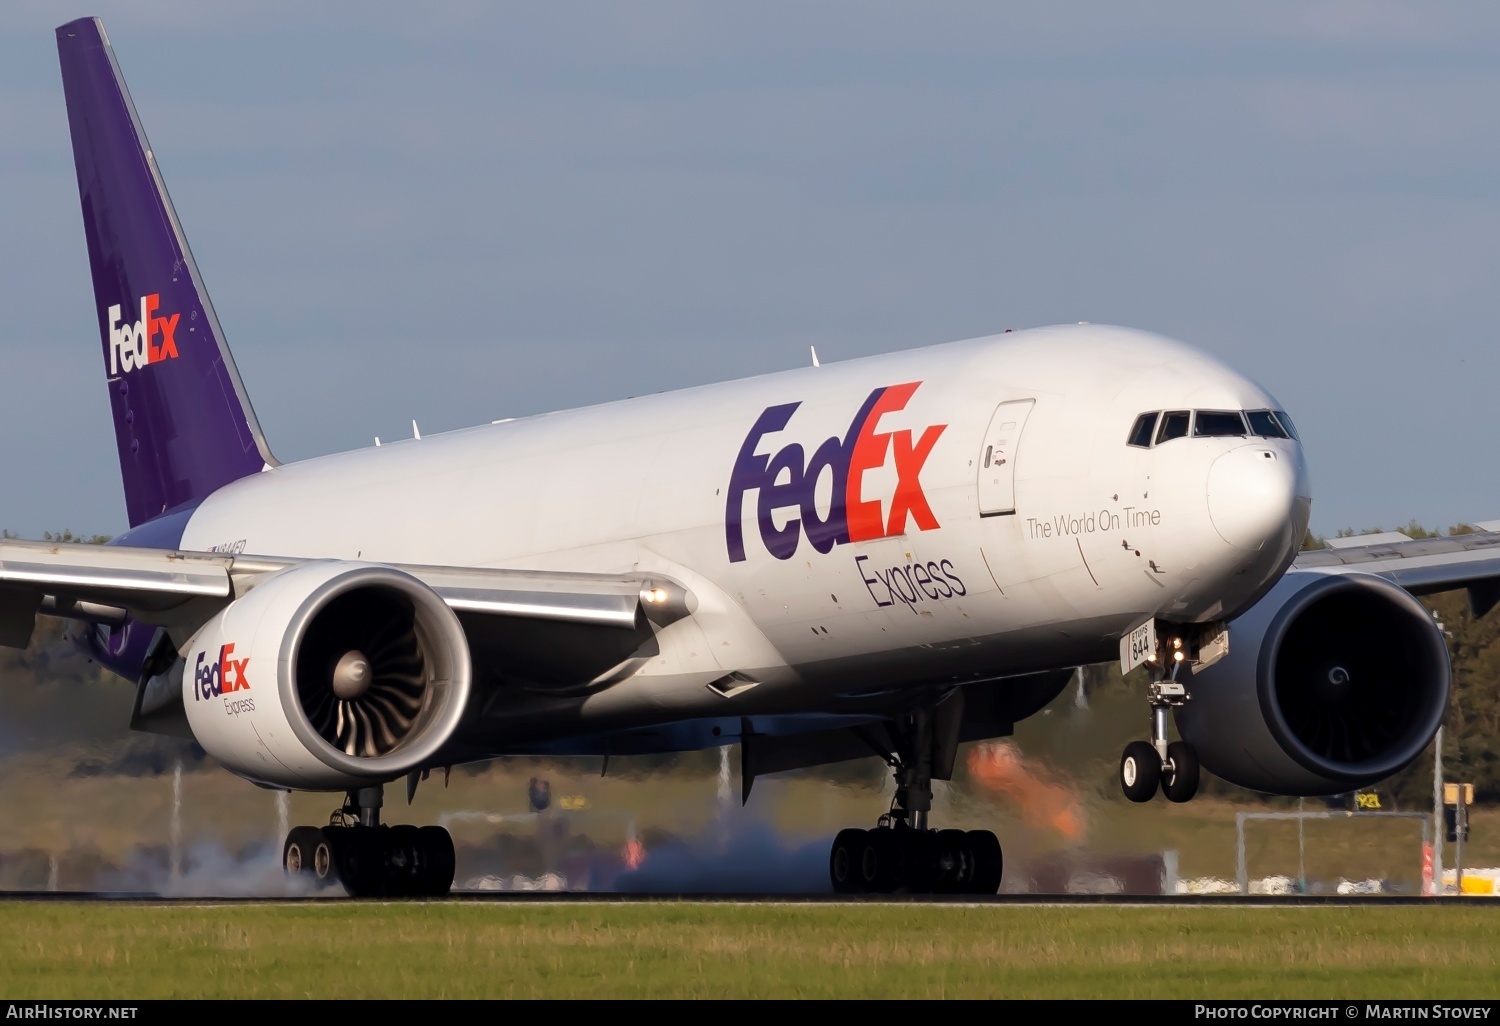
[177,324,1310,740]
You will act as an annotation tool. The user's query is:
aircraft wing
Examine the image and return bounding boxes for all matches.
[1294,527,1500,617]
[0,538,688,649]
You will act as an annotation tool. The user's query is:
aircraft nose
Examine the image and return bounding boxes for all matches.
[1206,444,1307,551]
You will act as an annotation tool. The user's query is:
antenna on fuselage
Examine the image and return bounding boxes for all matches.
[412,420,422,440]
[810,346,821,368]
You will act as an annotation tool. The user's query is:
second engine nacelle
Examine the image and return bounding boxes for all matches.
[182,560,472,790]
[1177,570,1449,796]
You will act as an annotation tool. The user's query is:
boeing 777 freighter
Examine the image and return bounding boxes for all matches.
[7,18,1493,895]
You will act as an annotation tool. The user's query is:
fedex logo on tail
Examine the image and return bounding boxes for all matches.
[108,293,180,375]
[726,382,947,562]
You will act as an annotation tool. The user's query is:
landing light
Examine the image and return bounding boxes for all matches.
[644,588,669,604]
[1174,650,1185,663]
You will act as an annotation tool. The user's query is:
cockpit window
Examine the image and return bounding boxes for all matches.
[1127,412,1159,448]
[1193,410,1248,437]
[1273,410,1300,441]
[1156,411,1190,444]
[1246,410,1289,439]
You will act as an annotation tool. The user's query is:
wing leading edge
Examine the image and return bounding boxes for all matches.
[1294,527,1500,617]
[0,538,690,651]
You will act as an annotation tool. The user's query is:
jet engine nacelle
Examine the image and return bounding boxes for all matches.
[1176,571,1449,796]
[182,561,472,791]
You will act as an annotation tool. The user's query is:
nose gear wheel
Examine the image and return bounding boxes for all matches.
[1162,740,1200,803]
[1120,741,1160,803]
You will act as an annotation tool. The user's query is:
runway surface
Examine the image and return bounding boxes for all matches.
[0,890,1492,906]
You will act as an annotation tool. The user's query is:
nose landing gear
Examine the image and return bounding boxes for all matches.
[282,784,457,897]
[1119,634,1201,804]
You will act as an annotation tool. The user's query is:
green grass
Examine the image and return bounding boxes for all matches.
[2,902,1498,999]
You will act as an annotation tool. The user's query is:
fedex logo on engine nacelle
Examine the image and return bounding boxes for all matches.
[108,293,180,375]
[726,381,947,562]
[192,642,250,701]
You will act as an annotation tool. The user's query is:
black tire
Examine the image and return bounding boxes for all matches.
[935,829,972,894]
[385,824,422,897]
[967,830,1003,895]
[859,827,896,892]
[1162,740,1200,803]
[899,829,935,893]
[418,825,457,896]
[830,829,866,894]
[328,826,382,897]
[1120,741,1161,803]
[283,826,333,886]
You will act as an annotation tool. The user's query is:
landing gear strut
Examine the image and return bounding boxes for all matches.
[1119,632,1200,804]
[827,696,1003,895]
[282,783,456,897]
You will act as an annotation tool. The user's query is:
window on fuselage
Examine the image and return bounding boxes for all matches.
[1156,411,1190,444]
[1193,410,1248,437]
[1273,411,1300,441]
[1127,412,1159,448]
[1246,410,1289,439]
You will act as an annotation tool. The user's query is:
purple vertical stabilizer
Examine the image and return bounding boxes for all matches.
[57,18,276,528]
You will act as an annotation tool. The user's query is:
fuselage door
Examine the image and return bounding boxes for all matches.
[977,399,1034,516]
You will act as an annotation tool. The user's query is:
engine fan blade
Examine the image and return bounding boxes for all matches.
[298,591,431,758]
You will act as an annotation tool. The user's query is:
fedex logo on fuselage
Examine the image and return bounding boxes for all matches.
[726,382,947,562]
[108,293,180,375]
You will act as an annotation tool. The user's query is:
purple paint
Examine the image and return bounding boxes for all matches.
[86,617,159,685]
[57,18,275,528]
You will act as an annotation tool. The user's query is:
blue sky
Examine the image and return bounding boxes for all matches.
[2,2,1498,539]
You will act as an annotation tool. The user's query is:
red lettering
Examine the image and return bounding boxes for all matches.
[157,311,179,360]
[845,382,920,542]
[143,293,161,362]
[139,293,180,364]
[886,424,945,535]
[219,642,250,693]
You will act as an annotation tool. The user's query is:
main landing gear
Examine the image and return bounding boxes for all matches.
[1119,634,1200,804]
[829,825,1002,896]
[283,784,456,897]
[828,696,1003,895]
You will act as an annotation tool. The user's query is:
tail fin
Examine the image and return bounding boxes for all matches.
[56,18,276,528]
